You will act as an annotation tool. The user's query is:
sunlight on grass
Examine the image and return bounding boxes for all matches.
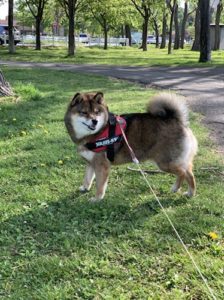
[0,67,223,299]
[0,45,224,66]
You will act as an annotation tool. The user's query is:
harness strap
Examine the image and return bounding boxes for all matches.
[84,113,126,162]
[107,113,117,161]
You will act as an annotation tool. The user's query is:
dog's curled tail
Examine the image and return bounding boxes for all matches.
[147,93,189,126]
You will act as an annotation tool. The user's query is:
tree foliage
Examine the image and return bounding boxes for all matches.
[86,0,125,49]
[17,0,48,50]
[130,0,157,51]
[8,0,224,57]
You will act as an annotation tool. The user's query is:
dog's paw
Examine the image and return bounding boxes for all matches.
[171,184,181,193]
[183,190,195,197]
[79,185,89,193]
[89,196,103,203]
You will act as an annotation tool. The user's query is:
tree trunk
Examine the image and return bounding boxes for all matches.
[125,24,132,46]
[180,1,188,49]
[121,25,124,38]
[214,1,223,50]
[103,22,108,50]
[35,17,41,50]
[174,3,180,49]
[0,70,14,97]
[142,15,149,51]
[153,18,160,48]
[199,0,211,62]
[8,0,15,54]
[160,10,167,49]
[168,0,176,54]
[191,3,200,51]
[68,0,75,56]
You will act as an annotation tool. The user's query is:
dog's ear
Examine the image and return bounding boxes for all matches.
[70,93,82,107]
[93,92,104,104]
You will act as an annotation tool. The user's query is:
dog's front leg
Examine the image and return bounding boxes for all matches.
[79,164,95,192]
[90,157,110,202]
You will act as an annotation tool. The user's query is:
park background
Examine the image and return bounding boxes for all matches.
[0,0,224,299]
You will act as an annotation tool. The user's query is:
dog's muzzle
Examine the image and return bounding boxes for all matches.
[82,119,98,131]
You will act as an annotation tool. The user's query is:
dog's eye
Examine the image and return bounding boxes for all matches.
[80,111,87,116]
[95,110,100,115]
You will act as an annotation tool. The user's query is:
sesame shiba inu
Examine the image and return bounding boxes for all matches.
[64,92,198,202]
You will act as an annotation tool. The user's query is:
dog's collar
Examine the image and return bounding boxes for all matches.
[84,113,127,161]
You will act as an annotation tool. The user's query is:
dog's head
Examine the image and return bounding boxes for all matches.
[64,92,109,141]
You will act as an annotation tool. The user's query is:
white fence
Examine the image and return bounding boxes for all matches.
[18,35,129,47]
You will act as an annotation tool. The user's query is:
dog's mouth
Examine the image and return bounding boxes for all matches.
[82,122,96,131]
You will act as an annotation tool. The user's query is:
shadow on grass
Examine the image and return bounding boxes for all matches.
[0,189,190,258]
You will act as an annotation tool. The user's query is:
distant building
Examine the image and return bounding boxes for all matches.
[0,16,65,36]
[210,24,224,50]
[0,18,8,25]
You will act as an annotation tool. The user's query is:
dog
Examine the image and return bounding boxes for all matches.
[64,91,198,202]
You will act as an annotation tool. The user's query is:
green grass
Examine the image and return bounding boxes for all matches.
[0,67,224,299]
[0,45,224,66]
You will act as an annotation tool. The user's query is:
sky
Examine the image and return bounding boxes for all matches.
[0,2,8,19]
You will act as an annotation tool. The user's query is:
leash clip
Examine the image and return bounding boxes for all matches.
[132,157,139,164]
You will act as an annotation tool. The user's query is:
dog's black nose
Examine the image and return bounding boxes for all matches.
[92,119,98,125]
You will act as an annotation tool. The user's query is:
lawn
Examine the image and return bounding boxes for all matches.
[0,45,224,66]
[0,67,223,299]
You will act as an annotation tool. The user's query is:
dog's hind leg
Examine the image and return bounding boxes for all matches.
[184,164,196,197]
[171,171,185,193]
[157,162,187,194]
[79,164,95,192]
[168,166,186,194]
[168,163,196,197]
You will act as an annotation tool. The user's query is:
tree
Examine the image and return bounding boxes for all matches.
[0,0,15,52]
[0,70,14,97]
[191,1,200,51]
[160,3,168,49]
[67,0,75,56]
[149,0,164,48]
[125,24,132,46]
[131,0,155,51]
[16,0,66,35]
[173,1,179,49]
[121,2,141,46]
[58,0,82,56]
[214,0,223,50]
[0,0,13,96]
[151,15,160,48]
[24,0,48,50]
[8,0,15,54]
[199,0,211,62]
[180,0,196,49]
[166,0,177,54]
[87,0,121,50]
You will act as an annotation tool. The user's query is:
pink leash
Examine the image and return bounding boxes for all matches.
[116,116,217,300]
[117,117,139,164]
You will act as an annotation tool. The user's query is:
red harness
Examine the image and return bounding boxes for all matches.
[85,114,127,161]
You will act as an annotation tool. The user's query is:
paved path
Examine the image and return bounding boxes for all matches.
[1,61,224,152]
